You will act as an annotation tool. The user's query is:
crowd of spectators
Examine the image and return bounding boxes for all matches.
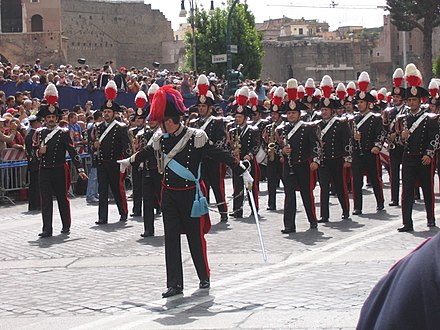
[0,58,278,160]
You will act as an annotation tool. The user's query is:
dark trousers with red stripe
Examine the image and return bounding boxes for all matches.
[131,163,143,215]
[267,157,282,209]
[142,168,162,235]
[97,162,128,221]
[318,157,349,219]
[352,153,384,211]
[389,146,404,204]
[28,169,41,211]
[40,166,71,234]
[202,159,227,216]
[283,161,317,230]
[162,187,209,289]
[402,156,435,226]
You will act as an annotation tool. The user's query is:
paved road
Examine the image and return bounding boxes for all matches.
[0,175,438,329]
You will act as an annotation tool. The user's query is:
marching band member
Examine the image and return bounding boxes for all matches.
[397,64,439,232]
[262,86,285,211]
[351,72,385,215]
[279,91,321,233]
[317,76,351,222]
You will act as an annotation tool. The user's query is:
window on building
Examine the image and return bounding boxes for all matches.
[377,52,380,57]
[409,45,413,51]
[409,32,412,38]
[299,28,303,35]
[31,15,43,32]
[1,0,23,32]
[31,0,39,2]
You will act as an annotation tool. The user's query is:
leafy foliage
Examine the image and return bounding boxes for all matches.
[183,1,263,79]
[387,0,440,81]
[434,53,440,78]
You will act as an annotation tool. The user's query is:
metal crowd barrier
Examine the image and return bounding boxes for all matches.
[0,148,91,205]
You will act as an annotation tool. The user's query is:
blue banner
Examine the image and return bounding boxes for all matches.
[0,81,229,113]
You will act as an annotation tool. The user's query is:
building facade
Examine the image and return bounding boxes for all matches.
[0,0,175,69]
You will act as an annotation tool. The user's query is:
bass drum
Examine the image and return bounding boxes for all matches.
[255,145,267,166]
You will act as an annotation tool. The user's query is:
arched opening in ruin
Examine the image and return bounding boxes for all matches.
[31,14,43,32]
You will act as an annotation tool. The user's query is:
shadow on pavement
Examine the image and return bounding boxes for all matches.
[28,235,84,248]
[410,227,440,238]
[357,210,398,221]
[283,229,332,245]
[321,218,365,232]
[209,221,233,234]
[136,236,164,247]
[89,222,134,233]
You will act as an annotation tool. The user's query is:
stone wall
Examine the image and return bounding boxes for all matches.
[261,40,373,85]
[61,0,174,69]
[0,31,66,65]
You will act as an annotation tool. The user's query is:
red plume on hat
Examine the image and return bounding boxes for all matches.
[305,78,315,96]
[286,79,298,101]
[429,79,439,98]
[272,86,285,107]
[393,68,404,87]
[405,63,422,87]
[386,92,392,104]
[357,72,370,92]
[336,83,346,100]
[377,88,387,101]
[135,91,148,109]
[370,89,378,101]
[320,75,333,99]
[148,83,159,102]
[249,90,258,107]
[268,86,277,99]
[196,74,209,96]
[297,85,305,100]
[237,86,249,107]
[105,80,118,101]
[44,83,58,105]
[346,81,356,97]
[149,85,186,122]
[314,89,322,100]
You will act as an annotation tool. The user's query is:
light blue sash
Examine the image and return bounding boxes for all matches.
[165,156,208,218]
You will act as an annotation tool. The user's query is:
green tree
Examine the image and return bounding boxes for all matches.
[387,0,440,82]
[434,53,440,78]
[184,1,263,79]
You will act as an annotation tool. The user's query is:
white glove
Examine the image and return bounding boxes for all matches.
[117,157,131,173]
[243,170,254,188]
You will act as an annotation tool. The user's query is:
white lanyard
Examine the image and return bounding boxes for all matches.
[99,120,117,143]
[356,112,373,130]
[287,120,304,140]
[320,117,337,139]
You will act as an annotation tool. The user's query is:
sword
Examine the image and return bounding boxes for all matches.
[242,160,268,263]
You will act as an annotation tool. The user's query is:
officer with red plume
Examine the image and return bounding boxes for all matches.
[396,64,439,232]
[343,81,357,117]
[121,85,250,298]
[34,83,88,237]
[316,76,351,223]
[228,86,260,218]
[280,86,320,233]
[249,90,269,182]
[385,68,408,207]
[129,91,149,218]
[119,88,162,238]
[93,80,132,225]
[351,71,385,215]
[262,85,286,211]
[189,74,230,222]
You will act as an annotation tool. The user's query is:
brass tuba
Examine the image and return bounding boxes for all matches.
[267,121,277,162]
